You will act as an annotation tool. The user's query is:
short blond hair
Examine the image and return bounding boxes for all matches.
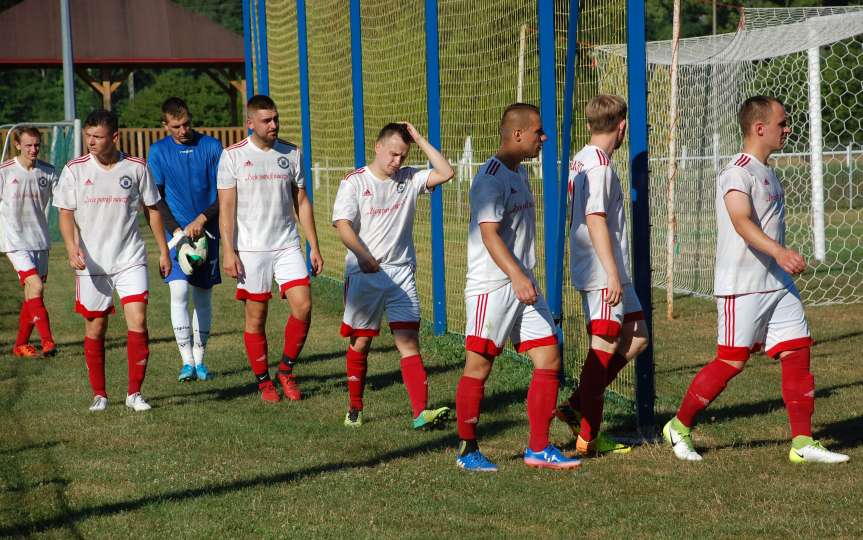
[585,95,627,134]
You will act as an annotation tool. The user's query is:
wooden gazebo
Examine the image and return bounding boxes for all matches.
[0,0,245,122]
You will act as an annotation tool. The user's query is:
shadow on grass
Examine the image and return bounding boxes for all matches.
[0,420,517,537]
[813,330,863,345]
[0,440,67,456]
[814,415,863,450]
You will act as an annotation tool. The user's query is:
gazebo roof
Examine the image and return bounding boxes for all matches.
[0,0,243,68]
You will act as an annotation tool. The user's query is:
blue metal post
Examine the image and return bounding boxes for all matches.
[297,0,314,274]
[537,0,561,321]
[242,0,254,99]
[349,0,366,168]
[255,0,270,95]
[627,0,655,432]
[557,0,581,315]
[425,0,447,336]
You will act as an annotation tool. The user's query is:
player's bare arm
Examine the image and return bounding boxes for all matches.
[400,121,454,188]
[58,208,86,270]
[478,221,537,305]
[143,203,172,277]
[724,190,806,275]
[585,212,622,306]
[293,185,323,276]
[218,186,243,278]
[334,219,380,273]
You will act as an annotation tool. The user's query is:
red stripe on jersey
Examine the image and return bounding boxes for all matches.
[595,148,608,166]
[124,155,146,165]
[0,159,15,169]
[227,139,249,151]
[67,154,92,167]
[342,167,365,182]
[734,155,750,167]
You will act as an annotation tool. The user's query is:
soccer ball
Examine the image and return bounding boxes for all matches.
[178,235,208,276]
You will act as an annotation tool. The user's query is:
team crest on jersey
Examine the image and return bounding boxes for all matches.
[277,157,290,169]
[38,176,48,188]
[119,175,133,189]
[396,181,406,193]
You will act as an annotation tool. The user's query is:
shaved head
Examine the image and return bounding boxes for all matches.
[500,103,541,140]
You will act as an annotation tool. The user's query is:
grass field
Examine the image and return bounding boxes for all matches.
[2,243,862,539]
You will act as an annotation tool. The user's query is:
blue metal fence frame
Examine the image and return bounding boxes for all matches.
[537,0,562,323]
[242,0,254,99]
[425,0,447,336]
[255,0,270,95]
[626,0,656,432]
[349,0,366,168]
[297,0,315,273]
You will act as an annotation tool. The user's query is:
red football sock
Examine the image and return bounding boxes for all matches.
[400,354,428,417]
[676,356,744,428]
[527,368,560,451]
[780,347,814,438]
[24,297,54,345]
[127,331,149,395]
[346,347,368,410]
[243,332,269,378]
[281,316,310,367]
[456,376,485,440]
[15,302,34,347]
[83,336,106,397]
[578,349,614,442]
[604,352,628,387]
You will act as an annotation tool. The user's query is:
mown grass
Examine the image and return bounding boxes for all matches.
[1,241,861,539]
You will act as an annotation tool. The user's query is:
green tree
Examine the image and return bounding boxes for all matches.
[117,70,239,128]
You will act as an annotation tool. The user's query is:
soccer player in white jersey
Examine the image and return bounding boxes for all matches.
[54,110,171,413]
[555,95,648,456]
[455,103,580,472]
[1,127,58,358]
[218,94,323,403]
[333,122,453,429]
[663,96,849,464]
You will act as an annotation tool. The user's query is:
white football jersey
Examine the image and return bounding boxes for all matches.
[53,153,160,275]
[332,166,432,274]
[465,157,537,296]
[567,145,631,291]
[216,137,305,252]
[714,152,793,295]
[0,157,56,252]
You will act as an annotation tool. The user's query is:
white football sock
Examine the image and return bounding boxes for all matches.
[169,280,194,366]
[191,285,213,367]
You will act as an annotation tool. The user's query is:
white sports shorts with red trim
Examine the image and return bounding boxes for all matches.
[464,283,558,357]
[75,264,148,318]
[236,247,309,302]
[341,264,420,337]
[717,285,811,360]
[6,250,48,285]
[579,284,644,338]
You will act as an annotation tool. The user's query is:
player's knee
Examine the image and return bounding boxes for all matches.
[290,296,312,321]
[23,276,43,299]
[629,335,649,357]
[351,336,372,354]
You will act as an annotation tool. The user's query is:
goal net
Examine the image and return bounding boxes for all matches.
[596,6,863,306]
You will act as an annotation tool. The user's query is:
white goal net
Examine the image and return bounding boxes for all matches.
[596,6,863,306]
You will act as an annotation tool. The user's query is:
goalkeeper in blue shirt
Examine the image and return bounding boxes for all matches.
[149,97,223,382]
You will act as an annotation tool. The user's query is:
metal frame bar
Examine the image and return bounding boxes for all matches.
[627,0,656,432]
[349,0,366,168]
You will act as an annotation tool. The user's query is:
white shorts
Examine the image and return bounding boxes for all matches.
[464,284,558,357]
[717,285,811,360]
[236,247,309,301]
[6,250,49,285]
[341,265,420,337]
[579,284,644,338]
[75,264,148,318]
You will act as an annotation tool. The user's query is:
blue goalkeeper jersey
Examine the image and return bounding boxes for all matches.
[147,132,222,237]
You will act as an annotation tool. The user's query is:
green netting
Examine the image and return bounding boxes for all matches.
[265,1,631,398]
